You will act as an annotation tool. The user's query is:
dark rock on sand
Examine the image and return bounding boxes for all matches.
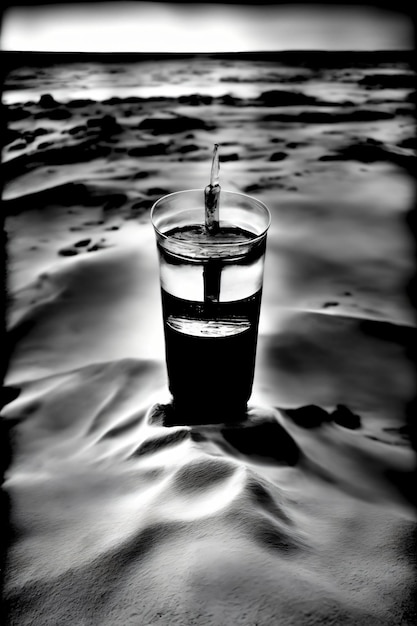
[130,199,152,213]
[178,144,200,153]
[132,171,151,179]
[286,142,307,149]
[68,125,88,135]
[262,109,395,124]
[34,108,72,120]
[394,106,415,116]
[398,137,417,150]
[138,115,212,134]
[219,94,242,106]
[74,239,92,247]
[243,183,263,193]
[102,96,142,105]
[7,127,46,146]
[38,141,54,150]
[87,116,106,128]
[318,141,416,173]
[331,405,361,430]
[128,143,170,157]
[38,94,59,108]
[5,107,32,121]
[269,152,288,162]
[178,94,213,105]
[285,405,331,428]
[86,115,122,136]
[66,99,96,108]
[123,96,145,104]
[8,142,27,152]
[146,187,170,196]
[33,128,50,137]
[2,128,21,146]
[257,89,320,106]
[359,73,415,89]
[103,194,128,210]
[58,248,79,257]
[221,153,239,162]
[87,115,114,129]
[322,302,339,308]
[101,97,122,105]
[87,242,111,252]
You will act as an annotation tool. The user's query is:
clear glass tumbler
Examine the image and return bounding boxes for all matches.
[151,188,270,422]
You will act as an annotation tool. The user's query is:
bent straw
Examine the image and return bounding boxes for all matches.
[204,143,220,234]
[203,144,221,302]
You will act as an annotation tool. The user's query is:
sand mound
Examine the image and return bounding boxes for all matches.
[3,366,416,625]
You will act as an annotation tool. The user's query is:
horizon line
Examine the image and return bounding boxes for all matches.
[2,48,414,55]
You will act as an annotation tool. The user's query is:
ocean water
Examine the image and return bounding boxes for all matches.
[2,51,414,105]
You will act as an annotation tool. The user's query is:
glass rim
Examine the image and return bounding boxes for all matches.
[150,188,271,248]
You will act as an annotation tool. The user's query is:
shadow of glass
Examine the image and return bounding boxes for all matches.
[147,402,299,466]
[149,400,248,426]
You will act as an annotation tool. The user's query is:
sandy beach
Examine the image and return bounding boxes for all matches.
[1,51,416,625]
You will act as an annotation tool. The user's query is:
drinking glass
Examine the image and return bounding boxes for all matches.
[151,188,270,422]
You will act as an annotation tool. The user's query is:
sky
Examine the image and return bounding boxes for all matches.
[1,2,414,52]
